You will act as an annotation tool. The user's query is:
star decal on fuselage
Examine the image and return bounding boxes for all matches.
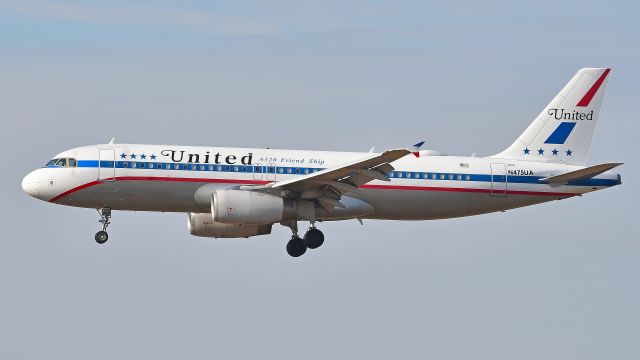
[566,149,573,156]
[537,148,544,155]
[150,154,157,160]
[130,153,137,159]
[552,149,559,156]
[120,153,127,159]
[523,148,530,155]
[140,154,147,160]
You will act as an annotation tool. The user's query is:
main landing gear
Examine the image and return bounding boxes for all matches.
[285,222,325,257]
[95,208,111,244]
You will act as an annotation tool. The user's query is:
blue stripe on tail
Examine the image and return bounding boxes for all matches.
[544,122,576,144]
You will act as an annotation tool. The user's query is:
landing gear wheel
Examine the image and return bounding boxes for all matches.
[286,237,307,257]
[95,231,109,244]
[304,228,324,249]
[95,208,112,244]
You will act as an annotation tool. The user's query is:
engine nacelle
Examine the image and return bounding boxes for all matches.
[212,190,292,225]
[188,213,272,238]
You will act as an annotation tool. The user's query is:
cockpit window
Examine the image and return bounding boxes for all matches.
[45,158,77,168]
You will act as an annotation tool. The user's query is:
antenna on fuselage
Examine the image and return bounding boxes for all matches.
[108,137,116,144]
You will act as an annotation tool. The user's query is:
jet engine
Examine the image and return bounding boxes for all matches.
[188,212,272,238]
[212,190,295,225]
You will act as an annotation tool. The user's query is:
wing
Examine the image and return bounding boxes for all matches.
[268,148,412,209]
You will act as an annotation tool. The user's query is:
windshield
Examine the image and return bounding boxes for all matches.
[45,158,77,168]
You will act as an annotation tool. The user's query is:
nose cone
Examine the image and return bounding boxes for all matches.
[21,170,40,198]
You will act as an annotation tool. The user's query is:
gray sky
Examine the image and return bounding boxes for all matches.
[0,1,638,359]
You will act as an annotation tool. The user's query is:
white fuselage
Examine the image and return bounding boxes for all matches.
[21,144,621,220]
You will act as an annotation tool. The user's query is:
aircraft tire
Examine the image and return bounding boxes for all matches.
[95,231,109,244]
[303,228,324,249]
[286,237,307,257]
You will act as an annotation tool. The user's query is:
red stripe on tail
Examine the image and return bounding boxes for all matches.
[576,68,611,107]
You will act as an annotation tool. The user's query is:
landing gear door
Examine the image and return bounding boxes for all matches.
[490,163,507,197]
[98,148,116,181]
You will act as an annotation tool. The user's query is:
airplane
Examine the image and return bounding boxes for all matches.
[21,68,622,257]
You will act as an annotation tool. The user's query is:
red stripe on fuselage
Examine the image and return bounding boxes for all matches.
[48,180,102,203]
[576,68,611,107]
[48,176,576,202]
[48,177,270,202]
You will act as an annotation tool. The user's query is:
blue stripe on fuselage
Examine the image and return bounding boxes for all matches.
[64,160,619,187]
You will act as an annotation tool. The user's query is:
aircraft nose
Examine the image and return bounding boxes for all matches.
[21,170,40,198]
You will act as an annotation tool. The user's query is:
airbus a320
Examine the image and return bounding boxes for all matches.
[22,68,622,257]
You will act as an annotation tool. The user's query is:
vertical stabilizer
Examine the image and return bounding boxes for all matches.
[492,68,611,165]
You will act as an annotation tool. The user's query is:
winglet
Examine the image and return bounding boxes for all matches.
[410,141,425,157]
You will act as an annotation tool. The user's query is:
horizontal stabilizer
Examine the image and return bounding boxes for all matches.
[540,163,623,184]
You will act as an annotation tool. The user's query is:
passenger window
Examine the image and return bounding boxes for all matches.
[440,174,445,180]
[457,175,462,180]
[465,175,471,181]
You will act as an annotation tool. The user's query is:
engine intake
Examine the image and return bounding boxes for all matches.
[188,213,272,238]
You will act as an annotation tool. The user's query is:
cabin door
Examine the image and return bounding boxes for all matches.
[98,148,116,181]
[490,163,507,197]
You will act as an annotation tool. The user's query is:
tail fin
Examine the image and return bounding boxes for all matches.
[492,68,611,165]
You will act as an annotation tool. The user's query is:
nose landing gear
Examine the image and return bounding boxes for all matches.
[95,208,111,244]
